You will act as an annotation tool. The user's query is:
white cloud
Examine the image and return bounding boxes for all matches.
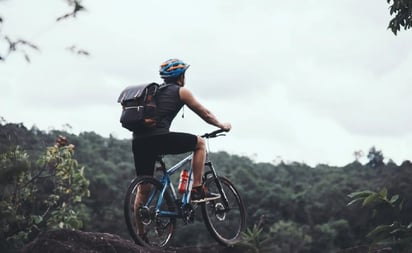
[1,0,412,166]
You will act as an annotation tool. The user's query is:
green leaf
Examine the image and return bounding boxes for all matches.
[362,193,379,207]
[390,228,406,234]
[347,198,363,206]
[347,190,375,199]
[31,215,43,224]
[366,224,393,239]
[379,188,388,199]
[390,194,399,204]
[73,195,82,203]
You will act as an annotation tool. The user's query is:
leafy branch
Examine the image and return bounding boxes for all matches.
[348,188,412,252]
[387,0,412,35]
[56,0,86,22]
[0,0,87,62]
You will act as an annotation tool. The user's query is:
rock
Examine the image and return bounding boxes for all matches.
[337,245,393,253]
[20,229,237,253]
[20,229,168,253]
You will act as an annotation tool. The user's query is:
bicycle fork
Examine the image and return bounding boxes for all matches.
[204,162,231,211]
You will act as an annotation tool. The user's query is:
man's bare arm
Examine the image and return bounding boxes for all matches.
[179,87,231,131]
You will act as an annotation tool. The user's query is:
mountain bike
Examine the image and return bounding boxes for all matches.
[124,129,246,248]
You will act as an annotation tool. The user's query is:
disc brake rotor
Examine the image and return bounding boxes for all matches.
[214,203,226,221]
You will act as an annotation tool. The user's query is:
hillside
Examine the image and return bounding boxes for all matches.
[1,121,411,252]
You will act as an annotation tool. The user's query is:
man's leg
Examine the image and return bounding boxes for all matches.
[132,137,157,238]
[134,183,152,238]
[192,136,206,187]
[148,133,216,202]
[151,133,201,186]
[190,136,220,202]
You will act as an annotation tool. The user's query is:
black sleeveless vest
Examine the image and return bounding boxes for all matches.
[134,82,183,138]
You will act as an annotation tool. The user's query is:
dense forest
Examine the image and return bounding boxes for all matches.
[1,121,411,253]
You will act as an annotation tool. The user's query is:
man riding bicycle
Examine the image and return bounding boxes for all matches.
[132,58,232,203]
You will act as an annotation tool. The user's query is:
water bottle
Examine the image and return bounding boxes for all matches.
[178,169,189,194]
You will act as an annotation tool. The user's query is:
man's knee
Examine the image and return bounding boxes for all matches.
[196,136,205,151]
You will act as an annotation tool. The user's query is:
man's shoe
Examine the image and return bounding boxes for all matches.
[191,186,220,203]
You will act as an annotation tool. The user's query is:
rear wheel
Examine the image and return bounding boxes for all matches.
[201,176,246,246]
[124,176,176,247]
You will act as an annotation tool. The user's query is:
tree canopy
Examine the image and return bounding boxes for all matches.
[1,121,412,252]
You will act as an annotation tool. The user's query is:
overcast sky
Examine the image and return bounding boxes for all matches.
[1,0,412,166]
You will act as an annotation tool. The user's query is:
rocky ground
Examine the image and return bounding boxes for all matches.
[19,229,394,253]
[20,229,241,253]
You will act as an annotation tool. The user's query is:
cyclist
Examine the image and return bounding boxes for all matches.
[132,58,232,203]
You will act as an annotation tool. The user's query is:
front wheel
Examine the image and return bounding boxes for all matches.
[124,176,176,247]
[201,176,246,246]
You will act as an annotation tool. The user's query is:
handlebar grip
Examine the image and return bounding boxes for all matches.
[201,129,228,138]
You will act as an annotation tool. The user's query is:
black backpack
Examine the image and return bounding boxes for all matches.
[117,82,168,132]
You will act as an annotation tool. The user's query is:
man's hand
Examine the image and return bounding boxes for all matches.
[220,123,232,132]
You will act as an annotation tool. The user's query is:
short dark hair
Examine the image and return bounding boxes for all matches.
[163,73,184,84]
[163,76,179,83]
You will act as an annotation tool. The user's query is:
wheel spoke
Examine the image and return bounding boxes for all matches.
[124,177,176,247]
[201,176,246,246]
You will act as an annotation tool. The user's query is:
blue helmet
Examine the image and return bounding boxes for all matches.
[159,59,190,79]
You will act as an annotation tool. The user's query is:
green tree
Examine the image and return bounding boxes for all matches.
[367,146,385,168]
[387,0,412,35]
[267,220,312,253]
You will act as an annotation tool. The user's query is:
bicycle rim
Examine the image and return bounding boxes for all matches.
[201,176,246,246]
[124,177,176,247]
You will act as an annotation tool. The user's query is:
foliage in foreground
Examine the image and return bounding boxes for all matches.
[0,136,90,251]
[348,188,412,253]
[387,0,412,35]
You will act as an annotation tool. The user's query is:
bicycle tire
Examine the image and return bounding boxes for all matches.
[201,176,246,246]
[124,176,176,247]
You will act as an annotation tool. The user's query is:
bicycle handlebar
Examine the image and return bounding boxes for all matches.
[201,129,228,139]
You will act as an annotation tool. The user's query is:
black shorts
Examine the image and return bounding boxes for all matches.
[132,132,198,176]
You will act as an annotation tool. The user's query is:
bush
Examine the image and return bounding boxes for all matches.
[0,136,90,251]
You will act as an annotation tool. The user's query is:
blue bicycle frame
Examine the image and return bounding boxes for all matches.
[150,153,195,218]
